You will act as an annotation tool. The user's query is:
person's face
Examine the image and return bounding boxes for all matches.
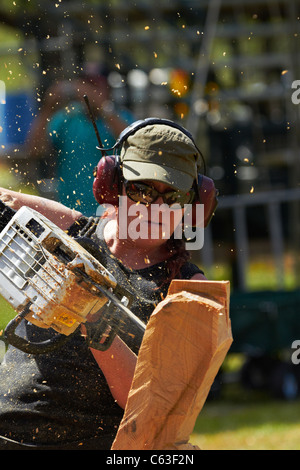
[121,180,190,245]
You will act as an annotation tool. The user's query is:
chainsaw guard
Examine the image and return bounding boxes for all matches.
[4,305,77,355]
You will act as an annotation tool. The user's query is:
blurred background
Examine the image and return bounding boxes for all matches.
[0,0,300,449]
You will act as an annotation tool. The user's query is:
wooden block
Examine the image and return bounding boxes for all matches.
[111,280,232,450]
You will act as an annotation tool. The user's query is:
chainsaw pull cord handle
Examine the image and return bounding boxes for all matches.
[4,303,75,355]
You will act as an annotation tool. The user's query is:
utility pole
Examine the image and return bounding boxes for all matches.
[186,0,222,136]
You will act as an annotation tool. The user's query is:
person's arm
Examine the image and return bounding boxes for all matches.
[87,274,206,409]
[0,187,82,230]
[81,326,137,410]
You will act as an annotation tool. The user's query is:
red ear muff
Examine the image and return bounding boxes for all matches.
[191,174,218,228]
[93,156,218,227]
[93,155,120,206]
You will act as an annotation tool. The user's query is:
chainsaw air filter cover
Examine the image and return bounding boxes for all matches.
[0,206,117,336]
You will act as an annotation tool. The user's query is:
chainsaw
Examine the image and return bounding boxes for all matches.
[0,200,146,355]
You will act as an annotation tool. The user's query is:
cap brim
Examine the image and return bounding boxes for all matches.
[122,161,194,191]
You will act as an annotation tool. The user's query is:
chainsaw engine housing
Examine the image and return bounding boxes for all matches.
[0,206,117,336]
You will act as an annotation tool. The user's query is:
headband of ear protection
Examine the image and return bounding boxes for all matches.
[92,117,218,227]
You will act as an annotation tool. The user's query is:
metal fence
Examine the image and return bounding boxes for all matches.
[201,188,300,291]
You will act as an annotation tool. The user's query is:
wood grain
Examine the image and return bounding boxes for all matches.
[111,280,232,450]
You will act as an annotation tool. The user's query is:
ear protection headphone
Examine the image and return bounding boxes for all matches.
[91,116,218,227]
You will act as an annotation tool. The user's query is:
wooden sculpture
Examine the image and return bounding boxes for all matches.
[111,280,233,450]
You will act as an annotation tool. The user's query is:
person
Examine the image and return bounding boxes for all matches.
[0,119,207,450]
[26,76,134,215]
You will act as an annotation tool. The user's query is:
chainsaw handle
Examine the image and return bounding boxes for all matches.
[4,306,75,355]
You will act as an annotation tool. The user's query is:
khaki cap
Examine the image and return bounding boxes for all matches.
[120,124,200,191]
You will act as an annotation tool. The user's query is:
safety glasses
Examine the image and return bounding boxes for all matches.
[124,181,195,208]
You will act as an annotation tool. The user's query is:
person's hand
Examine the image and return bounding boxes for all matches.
[0,190,17,209]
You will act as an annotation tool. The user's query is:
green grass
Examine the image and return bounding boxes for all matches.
[0,295,17,337]
[0,296,16,323]
[191,393,300,450]
[190,354,300,450]
[0,296,17,360]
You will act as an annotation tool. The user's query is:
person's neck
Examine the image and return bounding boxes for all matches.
[103,219,171,270]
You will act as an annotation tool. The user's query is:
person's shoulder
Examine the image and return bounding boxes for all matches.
[189,272,207,280]
[47,108,68,136]
[180,261,205,280]
[48,102,85,141]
